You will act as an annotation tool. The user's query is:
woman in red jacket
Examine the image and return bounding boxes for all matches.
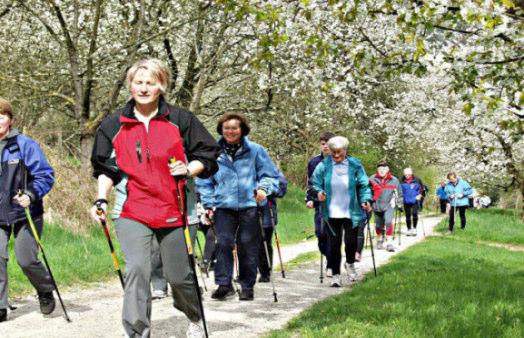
[90,58,219,338]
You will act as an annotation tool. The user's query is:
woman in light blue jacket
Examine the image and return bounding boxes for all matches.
[444,172,472,233]
[312,136,372,287]
[196,112,278,301]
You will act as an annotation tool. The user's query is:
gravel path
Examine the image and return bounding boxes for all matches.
[4,215,442,338]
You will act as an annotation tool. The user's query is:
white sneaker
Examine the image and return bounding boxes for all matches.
[152,289,167,299]
[186,320,205,338]
[412,228,417,236]
[386,243,395,252]
[330,274,341,287]
[345,262,358,281]
[326,268,333,278]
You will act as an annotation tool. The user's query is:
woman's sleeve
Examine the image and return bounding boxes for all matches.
[255,146,279,194]
[356,165,372,203]
[23,139,54,199]
[91,123,120,184]
[311,163,325,194]
[182,113,221,179]
[195,176,217,209]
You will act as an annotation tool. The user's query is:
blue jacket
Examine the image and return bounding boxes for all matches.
[400,176,424,204]
[196,137,279,210]
[306,153,326,203]
[445,178,472,207]
[436,186,447,200]
[0,129,54,224]
[311,156,372,228]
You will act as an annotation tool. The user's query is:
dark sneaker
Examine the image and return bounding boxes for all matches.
[0,308,6,322]
[38,291,56,315]
[211,285,235,300]
[239,288,254,301]
[258,275,270,283]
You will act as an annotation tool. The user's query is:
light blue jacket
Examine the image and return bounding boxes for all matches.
[195,137,279,210]
[312,156,372,227]
[444,178,472,207]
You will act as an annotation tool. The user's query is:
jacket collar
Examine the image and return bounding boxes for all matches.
[120,96,170,123]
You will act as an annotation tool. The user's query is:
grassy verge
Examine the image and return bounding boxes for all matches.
[436,208,524,246]
[8,222,123,297]
[268,210,524,338]
[276,183,315,245]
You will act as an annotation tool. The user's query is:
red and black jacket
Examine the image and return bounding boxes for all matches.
[91,97,220,228]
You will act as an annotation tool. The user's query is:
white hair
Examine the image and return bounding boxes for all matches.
[403,167,413,176]
[327,136,349,151]
[126,58,170,95]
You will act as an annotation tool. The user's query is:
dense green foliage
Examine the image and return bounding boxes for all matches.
[268,209,524,337]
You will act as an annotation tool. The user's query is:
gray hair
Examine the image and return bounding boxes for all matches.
[403,167,413,176]
[327,136,349,151]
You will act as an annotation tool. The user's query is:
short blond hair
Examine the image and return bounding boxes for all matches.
[0,97,13,119]
[126,58,171,94]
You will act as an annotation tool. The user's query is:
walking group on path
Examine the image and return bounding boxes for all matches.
[0,58,473,337]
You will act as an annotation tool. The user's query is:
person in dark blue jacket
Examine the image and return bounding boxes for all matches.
[0,98,55,322]
[257,170,287,282]
[196,112,279,301]
[305,132,334,275]
[436,181,448,214]
[400,167,424,236]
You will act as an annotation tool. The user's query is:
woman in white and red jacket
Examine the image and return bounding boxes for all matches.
[90,59,219,338]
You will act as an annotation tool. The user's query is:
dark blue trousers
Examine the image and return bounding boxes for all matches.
[214,207,261,290]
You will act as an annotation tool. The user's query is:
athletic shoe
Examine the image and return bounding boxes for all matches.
[258,275,270,283]
[211,285,235,300]
[446,230,453,235]
[152,289,168,299]
[412,228,417,236]
[354,252,361,262]
[326,268,333,278]
[186,320,205,338]
[386,243,395,252]
[377,239,384,250]
[345,262,358,281]
[330,274,341,287]
[0,308,6,322]
[38,291,56,315]
[239,288,254,301]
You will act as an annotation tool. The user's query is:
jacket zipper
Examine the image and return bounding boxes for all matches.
[136,140,142,163]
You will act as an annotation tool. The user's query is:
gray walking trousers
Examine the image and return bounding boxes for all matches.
[0,216,54,309]
[115,218,200,338]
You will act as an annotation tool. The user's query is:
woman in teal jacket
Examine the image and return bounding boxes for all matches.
[312,136,372,287]
[444,172,472,233]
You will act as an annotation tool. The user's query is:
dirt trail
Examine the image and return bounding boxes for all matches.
[4,216,442,338]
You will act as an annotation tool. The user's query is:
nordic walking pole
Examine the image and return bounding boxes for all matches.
[255,191,278,302]
[17,191,71,322]
[268,200,285,278]
[364,213,377,277]
[398,208,402,246]
[318,203,326,284]
[95,206,125,290]
[170,159,209,338]
[195,236,208,292]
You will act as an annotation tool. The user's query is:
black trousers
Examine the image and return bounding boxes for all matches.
[258,227,274,278]
[327,218,358,275]
[439,200,447,214]
[404,203,419,229]
[449,206,467,231]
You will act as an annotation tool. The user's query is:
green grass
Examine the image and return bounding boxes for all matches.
[8,222,123,297]
[277,251,320,272]
[276,183,315,244]
[268,209,524,338]
[436,208,524,246]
